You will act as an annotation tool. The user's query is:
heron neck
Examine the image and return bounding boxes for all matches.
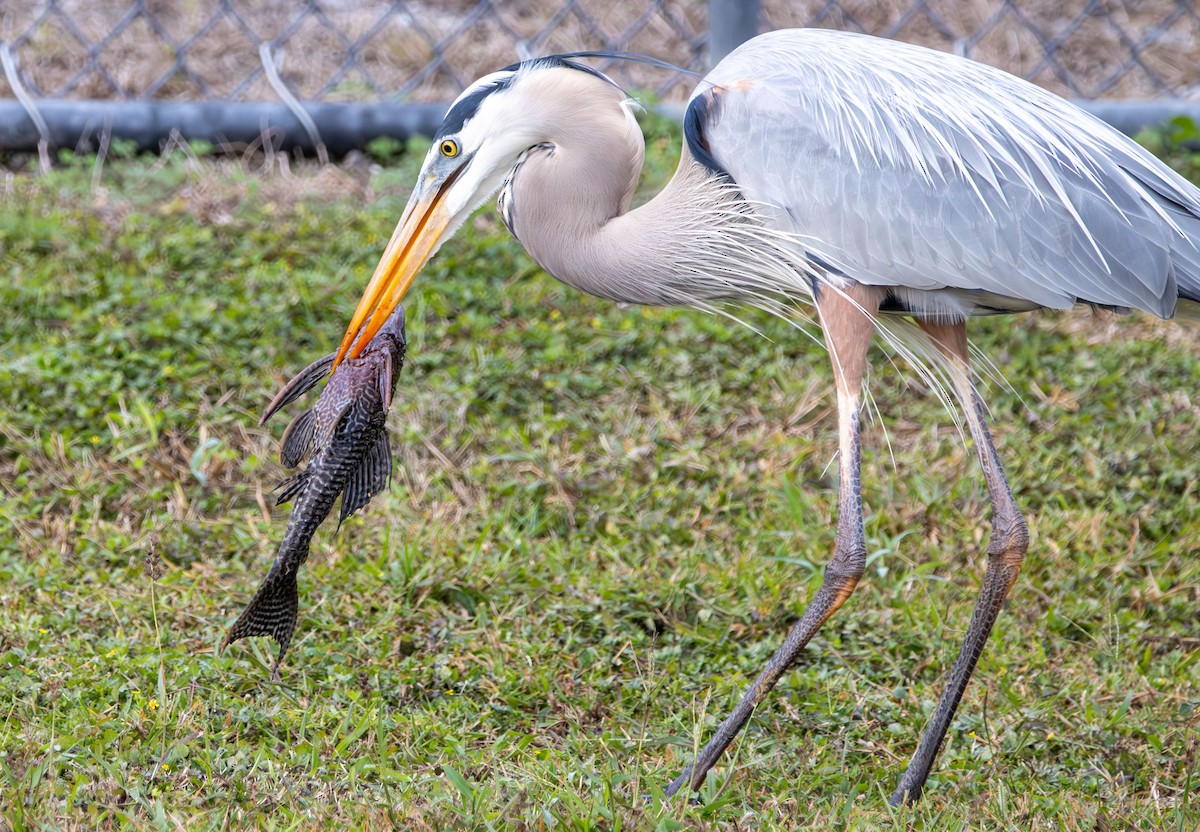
[507,114,718,306]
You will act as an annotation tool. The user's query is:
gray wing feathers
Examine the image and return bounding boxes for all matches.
[699,30,1200,317]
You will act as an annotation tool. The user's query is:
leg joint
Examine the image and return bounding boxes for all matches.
[988,515,1029,563]
[827,574,861,609]
[824,544,866,610]
[827,543,867,584]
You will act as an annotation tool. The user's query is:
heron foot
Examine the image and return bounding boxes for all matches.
[887,779,921,807]
[663,767,697,799]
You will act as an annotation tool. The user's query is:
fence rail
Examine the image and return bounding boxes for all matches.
[2,1,1199,160]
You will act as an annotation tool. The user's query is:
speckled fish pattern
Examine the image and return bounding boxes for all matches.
[222,308,406,678]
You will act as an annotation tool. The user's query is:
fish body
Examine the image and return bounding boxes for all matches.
[222,307,406,677]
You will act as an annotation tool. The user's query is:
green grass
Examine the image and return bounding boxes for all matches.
[1,122,1198,831]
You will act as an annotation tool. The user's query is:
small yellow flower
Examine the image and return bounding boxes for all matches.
[163,365,174,376]
[1047,731,1055,740]
[39,628,48,635]
[91,436,100,444]
[549,309,561,320]
[161,763,170,772]
[148,698,159,710]
[105,649,117,658]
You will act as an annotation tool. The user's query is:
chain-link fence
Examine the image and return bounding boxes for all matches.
[4,1,1200,102]
[2,1,1199,158]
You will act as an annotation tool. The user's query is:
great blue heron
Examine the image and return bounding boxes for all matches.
[333,29,1200,804]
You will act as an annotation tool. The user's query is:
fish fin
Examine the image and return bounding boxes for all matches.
[368,430,394,494]
[337,465,369,529]
[381,352,394,410]
[260,352,336,426]
[279,407,317,468]
[313,399,354,454]
[338,431,393,527]
[273,469,312,506]
[221,566,300,676]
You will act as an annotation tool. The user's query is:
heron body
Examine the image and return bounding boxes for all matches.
[335,28,1200,804]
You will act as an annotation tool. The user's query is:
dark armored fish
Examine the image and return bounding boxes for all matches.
[222,307,407,677]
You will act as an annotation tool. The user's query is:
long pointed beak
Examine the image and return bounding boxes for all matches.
[334,179,452,368]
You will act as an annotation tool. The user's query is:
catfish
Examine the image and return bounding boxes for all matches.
[222,307,406,677]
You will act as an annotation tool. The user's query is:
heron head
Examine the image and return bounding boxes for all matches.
[334,58,626,366]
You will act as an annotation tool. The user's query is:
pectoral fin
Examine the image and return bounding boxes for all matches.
[260,352,336,426]
[337,430,393,527]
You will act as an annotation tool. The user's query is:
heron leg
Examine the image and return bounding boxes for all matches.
[665,284,881,798]
[889,321,1029,806]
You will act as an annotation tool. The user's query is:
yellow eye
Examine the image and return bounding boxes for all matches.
[440,139,459,158]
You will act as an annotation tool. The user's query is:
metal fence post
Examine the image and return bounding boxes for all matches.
[708,0,760,67]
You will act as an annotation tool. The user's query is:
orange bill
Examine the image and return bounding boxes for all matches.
[334,181,452,369]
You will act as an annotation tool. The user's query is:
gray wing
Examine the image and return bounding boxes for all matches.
[695,29,1200,318]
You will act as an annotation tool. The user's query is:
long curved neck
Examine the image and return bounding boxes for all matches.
[505,77,724,306]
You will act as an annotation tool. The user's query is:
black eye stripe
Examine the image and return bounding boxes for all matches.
[436,74,516,139]
[435,56,622,142]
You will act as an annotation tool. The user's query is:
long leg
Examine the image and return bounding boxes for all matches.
[889,320,1029,806]
[665,284,883,797]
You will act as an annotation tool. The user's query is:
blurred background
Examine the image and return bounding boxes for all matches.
[3,0,1200,160]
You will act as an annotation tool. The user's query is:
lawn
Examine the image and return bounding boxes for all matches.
[1,120,1198,830]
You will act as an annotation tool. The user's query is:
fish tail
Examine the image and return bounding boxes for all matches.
[221,568,299,678]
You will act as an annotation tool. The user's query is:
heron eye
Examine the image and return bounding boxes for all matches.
[440,139,459,158]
